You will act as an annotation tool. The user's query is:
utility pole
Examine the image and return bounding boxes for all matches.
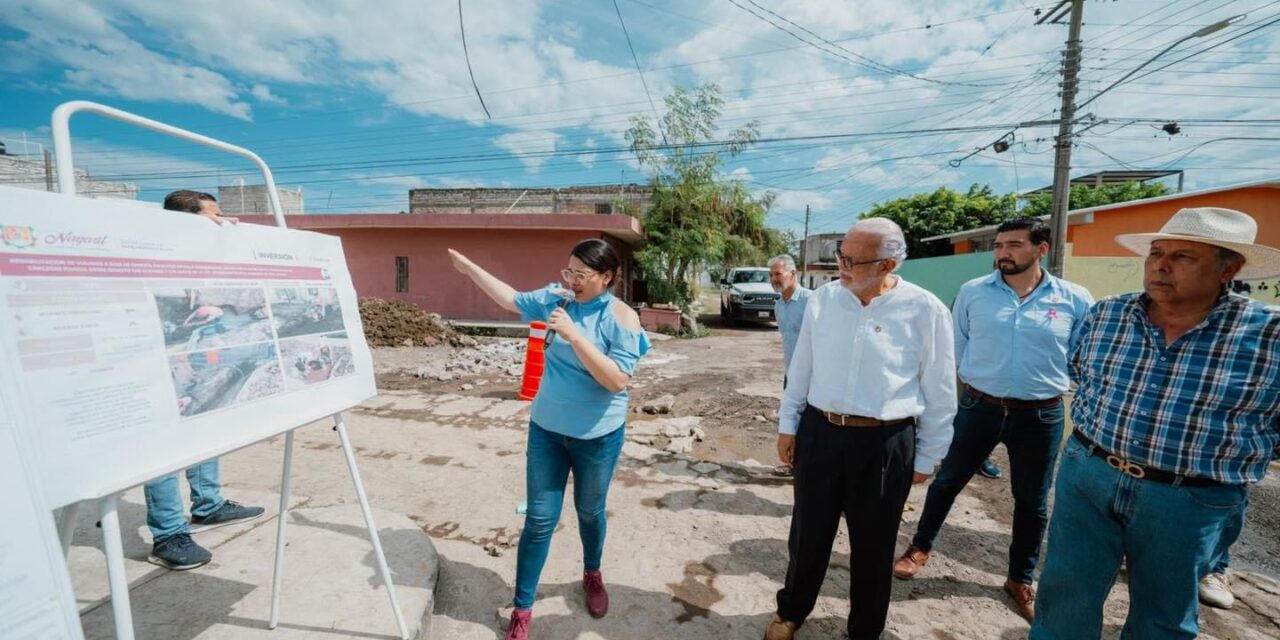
[800,204,810,287]
[1047,0,1084,277]
[44,149,55,192]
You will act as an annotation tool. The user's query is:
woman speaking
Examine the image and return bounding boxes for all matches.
[448,239,649,640]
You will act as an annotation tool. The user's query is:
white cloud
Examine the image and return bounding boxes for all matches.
[6,2,252,119]
[774,189,832,212]
[251,84,287,105]
[350,173,427,190]
[579,137,598,169]
[6,0,1276,216]
[494,130,562,171]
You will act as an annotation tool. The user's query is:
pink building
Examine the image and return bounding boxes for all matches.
[238,213,645,321]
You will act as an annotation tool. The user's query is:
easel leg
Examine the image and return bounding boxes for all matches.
[334,412,410,640]
[100,495,136,640]
[268,429,295,630]
[57,501,82,556]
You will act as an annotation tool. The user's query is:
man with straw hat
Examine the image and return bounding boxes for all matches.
[1030,207,1280,639]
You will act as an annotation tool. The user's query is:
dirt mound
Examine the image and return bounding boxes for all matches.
[358,298,473,348]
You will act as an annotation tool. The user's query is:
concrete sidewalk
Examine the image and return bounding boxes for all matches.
[68,486,439,639]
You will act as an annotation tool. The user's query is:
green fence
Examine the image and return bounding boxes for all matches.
[898,251,996,307]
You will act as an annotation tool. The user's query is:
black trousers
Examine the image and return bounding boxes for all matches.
[776,405,916,639]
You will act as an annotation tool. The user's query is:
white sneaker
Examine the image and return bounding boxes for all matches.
[1199,571,1234,609]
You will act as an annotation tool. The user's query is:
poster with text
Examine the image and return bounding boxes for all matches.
[0,186,376,508]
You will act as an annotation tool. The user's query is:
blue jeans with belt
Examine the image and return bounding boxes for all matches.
[513,421,625,610]
[1030,436,1248,639]
[144,459,225,540]
[911,387,1064,584]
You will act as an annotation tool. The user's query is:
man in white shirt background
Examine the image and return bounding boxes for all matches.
[763,218,957,640]
[769,253,811,382]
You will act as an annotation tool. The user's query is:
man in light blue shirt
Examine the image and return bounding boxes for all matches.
[893,218,1093,622]
[769,254,811,382]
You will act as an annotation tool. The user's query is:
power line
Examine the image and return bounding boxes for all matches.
[457,0,491,119]
[613,0,666,145]
[723,0,1017,88]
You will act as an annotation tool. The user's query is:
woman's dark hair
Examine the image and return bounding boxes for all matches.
[571,238,621,288]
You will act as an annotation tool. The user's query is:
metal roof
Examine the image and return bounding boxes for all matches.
[1021,170,1183,195]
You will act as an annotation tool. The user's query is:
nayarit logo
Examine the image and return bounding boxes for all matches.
[43,231,108,248]
[1,225,36,249]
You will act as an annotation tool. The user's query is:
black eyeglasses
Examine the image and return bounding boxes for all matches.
[838,255,888,269]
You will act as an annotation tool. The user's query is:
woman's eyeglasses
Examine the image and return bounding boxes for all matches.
[560,268,599,283]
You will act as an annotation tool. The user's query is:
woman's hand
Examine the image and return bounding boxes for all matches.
[447,248,472,274]
[548,307,583,345]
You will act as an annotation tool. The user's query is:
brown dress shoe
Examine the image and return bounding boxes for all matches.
[893,545,930,579]
[762,614,799,640]
[1004,579,1036,621]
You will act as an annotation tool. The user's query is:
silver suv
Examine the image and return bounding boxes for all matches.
[719,267,779,324]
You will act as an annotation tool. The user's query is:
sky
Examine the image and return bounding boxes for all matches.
[1,0,1277,234]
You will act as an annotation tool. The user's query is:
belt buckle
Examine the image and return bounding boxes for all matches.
[1105,454,1147,479]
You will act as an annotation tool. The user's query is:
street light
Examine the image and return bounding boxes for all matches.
[1076,14,1246,111]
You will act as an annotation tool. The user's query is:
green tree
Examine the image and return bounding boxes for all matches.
[862,184,1019,258]
[1020,180,1170,218]
[626,84,784,310]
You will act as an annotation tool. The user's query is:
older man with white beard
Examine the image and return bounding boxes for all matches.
[763,218,957,640]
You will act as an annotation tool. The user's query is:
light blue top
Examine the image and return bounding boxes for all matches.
[774,285,812,370]
[514,284,651,439]
[953,270,1094,400]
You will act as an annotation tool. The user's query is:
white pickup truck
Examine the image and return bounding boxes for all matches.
[719,267,779,324]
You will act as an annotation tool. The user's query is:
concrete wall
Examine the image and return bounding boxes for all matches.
[298,227,635,320]
[409,185,651,216]
[218,184,304,215]
[1066,254,1279,305]
[0,154,138,199]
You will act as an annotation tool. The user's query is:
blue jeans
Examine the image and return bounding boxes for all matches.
[143,459,225,540]
[1209,496,1246,574]
[1030,436,1248,640]
[514,422,625,610]
[912,390,1064,584]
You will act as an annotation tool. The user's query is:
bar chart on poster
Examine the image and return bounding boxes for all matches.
[0,186,377,509]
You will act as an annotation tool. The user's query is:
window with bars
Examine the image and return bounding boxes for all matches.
[395,256,409,293]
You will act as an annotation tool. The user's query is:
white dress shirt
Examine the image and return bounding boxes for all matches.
[780,277,957,474]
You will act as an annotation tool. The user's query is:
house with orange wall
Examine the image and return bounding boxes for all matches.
[924,178,1280,257]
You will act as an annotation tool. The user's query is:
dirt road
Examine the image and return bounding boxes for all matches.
[221,319,1278,639]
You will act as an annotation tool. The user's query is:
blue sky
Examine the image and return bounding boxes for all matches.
[2,0,1277,234]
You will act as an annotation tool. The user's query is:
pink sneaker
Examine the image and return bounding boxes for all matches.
[505,608,531,640]
[583,570,609,618]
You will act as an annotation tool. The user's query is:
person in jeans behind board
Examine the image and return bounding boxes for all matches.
[143,190,265,570]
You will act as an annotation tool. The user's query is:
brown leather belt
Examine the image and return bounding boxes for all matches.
[821,410,915,428]
[965,384,1061,409]
[1071,431,1223,487]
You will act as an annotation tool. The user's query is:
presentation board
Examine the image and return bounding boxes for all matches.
[0,397,84,639]
[0,186,376,508]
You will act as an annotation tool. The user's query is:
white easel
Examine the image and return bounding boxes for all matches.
[47,101,409,640]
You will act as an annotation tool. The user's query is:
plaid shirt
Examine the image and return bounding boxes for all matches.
[1070,292,1280,485]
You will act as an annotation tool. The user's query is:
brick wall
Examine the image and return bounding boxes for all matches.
[409,185,652,216]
